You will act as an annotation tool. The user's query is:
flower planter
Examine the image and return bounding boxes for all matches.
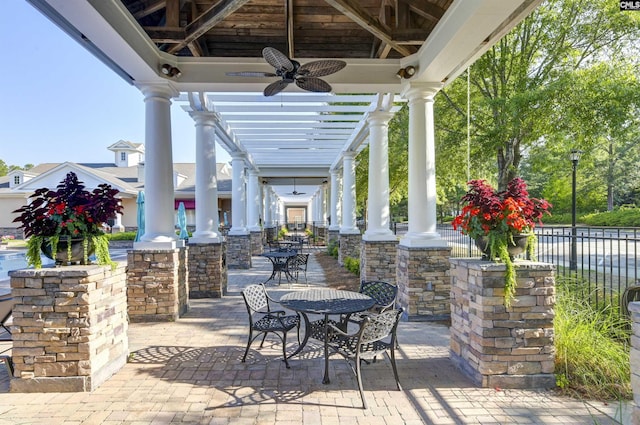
[41,238,96,265]
[474,233,531,260]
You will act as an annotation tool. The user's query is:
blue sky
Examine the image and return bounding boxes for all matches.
[0,1,230,168]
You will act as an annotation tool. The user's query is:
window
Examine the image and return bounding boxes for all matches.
[120,152,126,161]
[13,175,20,185]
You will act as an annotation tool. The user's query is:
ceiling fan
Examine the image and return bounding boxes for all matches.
[225,1,346,96]
[287,178,306,196]
[227,47,346,97]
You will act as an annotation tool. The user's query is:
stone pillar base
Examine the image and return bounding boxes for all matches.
[9,264,128,392]
[328,229,339,247]
[127,249,188,322]
[226,234,251,269]
[449,258,556,389]
[265,226,277,244]
[360,239,398,283]
[250,230,264,255]
[187,242,227,298]
[396,245,451,321]
[339,233,362,266]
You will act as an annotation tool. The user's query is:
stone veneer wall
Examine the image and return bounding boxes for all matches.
[449,258,556,389]
[327,230,339,248]
[338,233,362,266]
[396,245,451,321]
[9,263,128,392]
[265,227,277,244]
[360,240,398,283]
[187,242,227,298]
[630,302,640,425]
[226,234,252,269]
[126,248,188,322]
[250,231,264,256]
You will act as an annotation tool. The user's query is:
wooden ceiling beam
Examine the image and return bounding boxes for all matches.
[133,0,166,19]
[165,0,180,27]
[404,0,446,22]
[167,0,251,55]
[323,0,413,57]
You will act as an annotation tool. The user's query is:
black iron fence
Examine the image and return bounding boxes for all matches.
[392,223,640,310]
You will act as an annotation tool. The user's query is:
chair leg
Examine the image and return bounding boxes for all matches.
[282,332,290,369]
[259,332,268,348]
[242,329,254,362]
[389,348,402,391]
[355,353,367,409]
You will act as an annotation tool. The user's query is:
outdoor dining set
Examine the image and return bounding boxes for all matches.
[240,279,401,409]
[261,239,310,285]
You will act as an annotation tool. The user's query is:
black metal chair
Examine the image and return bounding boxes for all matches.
[289,253,310,285]
[327,308,403,409]
[241,284,300,368]
[345,280,398,325]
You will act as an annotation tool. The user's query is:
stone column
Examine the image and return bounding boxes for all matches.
[339,152,361,265]
[9,264,128,392]
[247,170,263,255]
[129,83,186,318]
[396,83,450,320]
[328,170,340,247]
[189,111,222,243]
[187,110,225,298]
[361,111,397,283]
[227,153,251,268]
[134,83,180,250]
[449,258,556,389]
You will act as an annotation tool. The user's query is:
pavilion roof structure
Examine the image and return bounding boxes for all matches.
[27,0,544,200]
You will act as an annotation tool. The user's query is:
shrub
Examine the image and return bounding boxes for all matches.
[327,239,339,258]
[554,276,631,400]
[581,207,640,227]
[343,256,360,276]
[107,231,137,241]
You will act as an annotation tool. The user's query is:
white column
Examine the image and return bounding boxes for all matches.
[112,212,124,233]
[264,184,272,227]
[364,111,395,241]
[229,153,248,235]
[340,152,358,234]
[189,111,221,243]
[329,170,340,230]
[247,170,261,231]
[319,184,326,224]
[400,83,447,247]
[135,83,179,249]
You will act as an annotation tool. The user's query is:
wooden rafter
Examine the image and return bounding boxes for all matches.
[167,0,251,55]
[323,0,413,57]
[133,0,166,19]
[405,0,446,22]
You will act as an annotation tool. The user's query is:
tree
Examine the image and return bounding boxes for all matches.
[437,0,640,190]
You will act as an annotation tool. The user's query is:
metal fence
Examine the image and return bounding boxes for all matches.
[395,223,640,310]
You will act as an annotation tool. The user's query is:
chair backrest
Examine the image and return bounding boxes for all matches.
[242,284,269,314]
[359,280,397,311]
[360,308,402,345]
[293,253,309,269]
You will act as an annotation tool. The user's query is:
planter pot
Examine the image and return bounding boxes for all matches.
[41,237,95,265]
[474,233,531,260]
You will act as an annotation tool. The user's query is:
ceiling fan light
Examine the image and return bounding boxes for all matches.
[161,63,171,75]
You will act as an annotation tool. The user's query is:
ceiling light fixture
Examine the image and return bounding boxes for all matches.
[396,65,416,79]
[161,63,182,78]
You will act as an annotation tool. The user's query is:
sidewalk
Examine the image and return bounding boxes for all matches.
[0,253,631,424]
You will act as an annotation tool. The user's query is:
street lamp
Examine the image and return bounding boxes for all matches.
[569,149,583,271]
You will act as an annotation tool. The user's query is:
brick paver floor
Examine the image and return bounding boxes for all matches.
[0,252,631,424]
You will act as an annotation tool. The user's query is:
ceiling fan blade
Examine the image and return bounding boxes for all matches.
[264,80,290,96]
[298,60,346,77]
[262,47,294,72]
[226,71,278,77]
[295,77,332,93]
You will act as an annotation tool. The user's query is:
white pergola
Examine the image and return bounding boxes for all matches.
[27,0,543,247]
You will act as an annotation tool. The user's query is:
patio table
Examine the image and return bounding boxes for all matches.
[278,289,374,384]
[262,251,297,285]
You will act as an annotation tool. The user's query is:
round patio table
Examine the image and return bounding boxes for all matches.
[279,289,374,384]
[262,251,297,285]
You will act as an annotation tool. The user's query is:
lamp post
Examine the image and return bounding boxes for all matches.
[569,149,583,271]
